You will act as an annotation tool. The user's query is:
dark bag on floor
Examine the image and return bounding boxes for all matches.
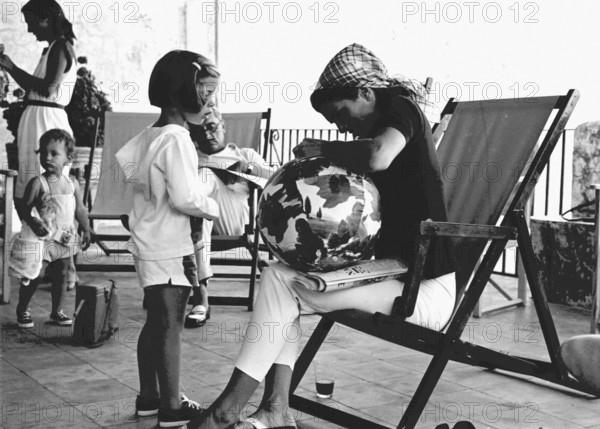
[72,280,119,348]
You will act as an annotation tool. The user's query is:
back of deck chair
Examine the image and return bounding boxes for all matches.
[77,109,272,309]
[289,90,591,429]
[204,110,272,310]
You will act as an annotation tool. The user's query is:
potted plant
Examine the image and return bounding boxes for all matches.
[65,56,112,149]
[65,56,112,186]
[1,83,25,171]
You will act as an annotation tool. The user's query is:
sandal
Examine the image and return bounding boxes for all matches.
[185,305,210,328]
[241,417,296,429]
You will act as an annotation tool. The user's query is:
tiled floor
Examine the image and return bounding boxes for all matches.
[1,256,599,429]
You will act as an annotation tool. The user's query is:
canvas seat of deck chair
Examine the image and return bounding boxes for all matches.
[76,109,272,310]
[288,90,597,429]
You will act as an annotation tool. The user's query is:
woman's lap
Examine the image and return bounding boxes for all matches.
[261,262,455,331]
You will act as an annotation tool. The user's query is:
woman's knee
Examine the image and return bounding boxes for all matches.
[258,265,282,290]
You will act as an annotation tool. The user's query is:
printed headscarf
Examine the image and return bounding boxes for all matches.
[315,43,440,123]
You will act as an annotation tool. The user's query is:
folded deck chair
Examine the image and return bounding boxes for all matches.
[0,169,17,304]
[77,110,272,310]
[289,90,595,428]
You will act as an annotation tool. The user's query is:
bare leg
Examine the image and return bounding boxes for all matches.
[139,284,191,410]
[186,368,260,429]
[186,279,210,328]
[137,288,160,402]
[234,364,297,429]
[16,276,42,315]
[191,279,209,309]
[48,258,69,314]
[66,256,78,290]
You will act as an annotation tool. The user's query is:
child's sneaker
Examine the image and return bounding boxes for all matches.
[17,310,34,329]
[158,395,203,428]
[50,310,72,326]
[135,395,160,417]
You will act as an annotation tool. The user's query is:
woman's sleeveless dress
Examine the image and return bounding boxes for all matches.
[15,40,77,198]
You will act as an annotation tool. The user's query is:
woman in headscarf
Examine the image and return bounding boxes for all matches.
[187,43,457,429]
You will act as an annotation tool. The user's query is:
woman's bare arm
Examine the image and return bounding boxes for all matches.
[0,40,73,98]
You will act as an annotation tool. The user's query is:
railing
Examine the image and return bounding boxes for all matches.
[263,128,351,168]
[261,128,577,277]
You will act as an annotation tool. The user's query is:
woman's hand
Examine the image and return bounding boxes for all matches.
[0,53,15,72]
[293,138,326,159]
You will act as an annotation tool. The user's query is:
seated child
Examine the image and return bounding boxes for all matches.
[10,128,93,328]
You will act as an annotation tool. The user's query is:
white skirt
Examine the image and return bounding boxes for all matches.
[15,105,73,198]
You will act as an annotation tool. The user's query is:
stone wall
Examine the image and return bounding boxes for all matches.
[572,121,600,207]
[0,0,216,163]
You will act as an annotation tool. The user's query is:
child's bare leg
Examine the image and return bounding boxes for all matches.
[66,256,78,290]
[16,276,42,314]
[144,284,191,409]
[48,258,69,314]
[138,288,160,401]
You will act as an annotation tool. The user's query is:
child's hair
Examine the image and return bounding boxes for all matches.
[39,128,75,159]
[21,0,77,44]
[148,50,220,112]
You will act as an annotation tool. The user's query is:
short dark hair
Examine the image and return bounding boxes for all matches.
[148,50,220,112]
[22,0,76,44]
[39,128,75,158]
[310,87,361,112]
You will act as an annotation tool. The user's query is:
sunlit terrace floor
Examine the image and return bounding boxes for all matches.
[1,245,600,429]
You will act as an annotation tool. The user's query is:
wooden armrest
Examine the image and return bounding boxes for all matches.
[391,234,431,319]
[391,220,516,320]
[0,169,18,177]
[590,184,600,190]
[420,221,517,240]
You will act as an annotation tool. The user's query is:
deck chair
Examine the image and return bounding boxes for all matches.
[289,90,596,428]
[77,109,272,310]
[0,169,17,304]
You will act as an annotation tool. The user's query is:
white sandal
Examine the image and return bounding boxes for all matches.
[243,417,268,429]
[184,305,209,328]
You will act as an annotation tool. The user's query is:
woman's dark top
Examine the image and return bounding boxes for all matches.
[367,87,456,279]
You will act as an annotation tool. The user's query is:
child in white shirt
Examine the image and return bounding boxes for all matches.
[115,50,220,428]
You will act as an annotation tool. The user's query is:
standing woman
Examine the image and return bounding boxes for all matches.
[0,0,79,288]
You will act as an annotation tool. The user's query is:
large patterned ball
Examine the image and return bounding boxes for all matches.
[257,156,381,272]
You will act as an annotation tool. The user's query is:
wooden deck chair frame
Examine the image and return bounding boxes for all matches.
[288,90,596,429]
[205,109,272,310]
[77,109,272,310]
[1,169,17,304]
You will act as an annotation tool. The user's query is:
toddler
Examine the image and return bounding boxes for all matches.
[10,128,93,328]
